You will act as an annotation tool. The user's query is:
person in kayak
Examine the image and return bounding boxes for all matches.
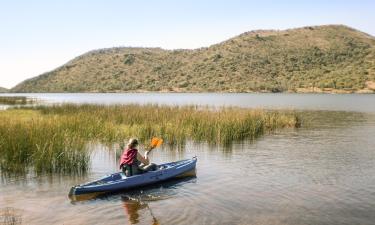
[119,138,157,177]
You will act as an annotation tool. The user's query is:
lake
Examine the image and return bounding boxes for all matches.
[0,93,375,112]
[1,93,375,225]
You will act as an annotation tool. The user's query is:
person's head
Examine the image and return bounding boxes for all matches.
[127,138,139,149]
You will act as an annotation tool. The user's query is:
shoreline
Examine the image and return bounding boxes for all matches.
[3,89,374,94]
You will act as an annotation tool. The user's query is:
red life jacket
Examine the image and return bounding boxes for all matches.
[119,148,138,168]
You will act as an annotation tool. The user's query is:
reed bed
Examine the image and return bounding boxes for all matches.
[0,110,89,174]
[0,96,34,105]
[0,104,300,174]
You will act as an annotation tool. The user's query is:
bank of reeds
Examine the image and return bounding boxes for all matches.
[0,104,300,174]
[0,110,89,174]
[0,96,34,105]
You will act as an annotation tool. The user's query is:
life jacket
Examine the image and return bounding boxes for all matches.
[119,148,138,169]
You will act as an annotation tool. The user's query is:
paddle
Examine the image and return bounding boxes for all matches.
[147,137,163,152]
[143,137,163,170]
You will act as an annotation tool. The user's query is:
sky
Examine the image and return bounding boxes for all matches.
[0,0,374,89]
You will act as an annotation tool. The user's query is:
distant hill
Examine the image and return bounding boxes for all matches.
[12,25,375,93]
[0,87,8,93]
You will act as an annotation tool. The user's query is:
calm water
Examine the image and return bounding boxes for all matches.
[1,93,375,225]
[1,92,375,112]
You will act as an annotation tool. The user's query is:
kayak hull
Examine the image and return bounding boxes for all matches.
[69,157,197,196]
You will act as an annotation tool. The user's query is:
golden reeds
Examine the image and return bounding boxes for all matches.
[0,96,34,105]
[0,104,300,174]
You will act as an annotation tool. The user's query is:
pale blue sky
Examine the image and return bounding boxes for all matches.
[1,0,374,88]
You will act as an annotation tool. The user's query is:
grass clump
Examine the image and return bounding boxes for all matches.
[0,96,35,105]
[0,110,89,174]
[0,104,300,174]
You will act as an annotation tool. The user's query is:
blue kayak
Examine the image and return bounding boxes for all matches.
[69,157,197,196]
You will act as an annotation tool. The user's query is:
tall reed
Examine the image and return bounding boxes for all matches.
[0,104,300,174]
[0,110,89,174]
[0,96,34,105]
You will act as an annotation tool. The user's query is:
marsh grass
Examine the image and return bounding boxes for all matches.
[0,110,89,174]
[0,104,300,174]
[0,96,35,105]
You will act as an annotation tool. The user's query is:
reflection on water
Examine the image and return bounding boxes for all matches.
[1,96,375,224]
[122,196,160,225]
[0,207,22,225]
[67,177,196,225]
[117,178,197,225]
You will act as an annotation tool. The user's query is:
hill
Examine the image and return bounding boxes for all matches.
[0,87,8,93]
[11,25,375,93]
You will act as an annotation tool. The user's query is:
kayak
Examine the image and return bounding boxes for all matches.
[69,157,197,196]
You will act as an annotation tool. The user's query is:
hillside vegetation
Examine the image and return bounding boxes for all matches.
[12,25,375,93]
[0,87,8,93]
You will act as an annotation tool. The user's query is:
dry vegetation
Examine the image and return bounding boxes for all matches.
[11,25,375,93]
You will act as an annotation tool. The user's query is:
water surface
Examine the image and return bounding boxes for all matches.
[1,93,375,225]
[1,93,375,112]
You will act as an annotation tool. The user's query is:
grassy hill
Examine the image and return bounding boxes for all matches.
[0,87,8,93]
[12,25,375,93]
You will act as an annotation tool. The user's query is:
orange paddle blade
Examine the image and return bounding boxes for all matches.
[150,137,163,148]
[151,138,158,147]
[155,138,163,147]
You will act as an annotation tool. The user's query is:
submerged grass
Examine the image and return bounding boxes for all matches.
[0,104,300,174]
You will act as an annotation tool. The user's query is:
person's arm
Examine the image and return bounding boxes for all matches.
[136,151,150,165]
